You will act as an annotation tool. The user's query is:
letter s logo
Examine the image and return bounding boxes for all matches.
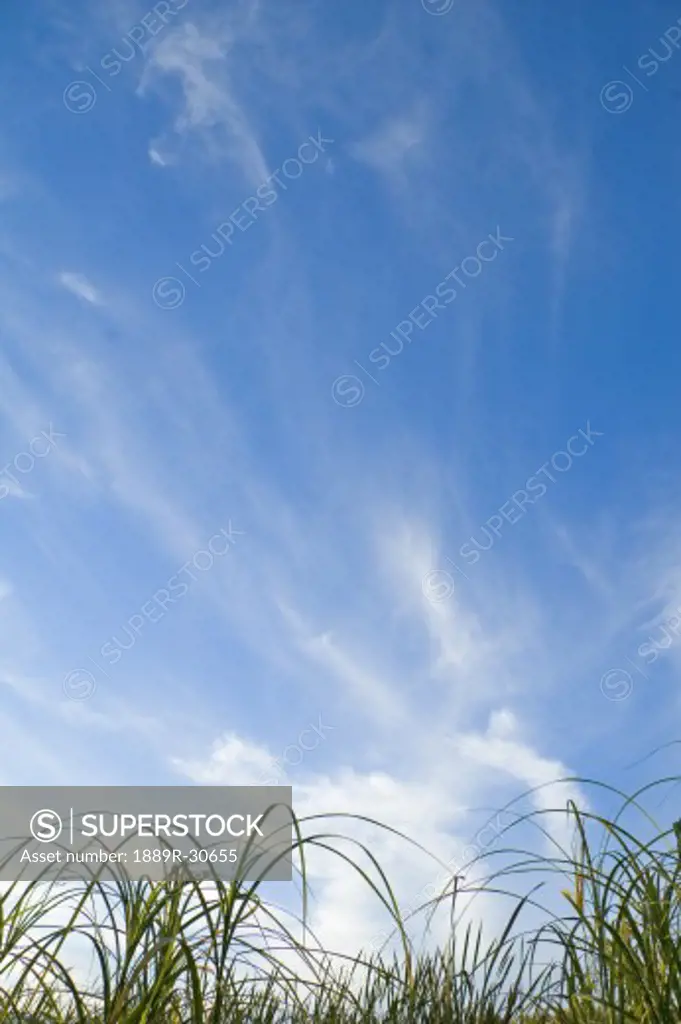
[30,809,63,843]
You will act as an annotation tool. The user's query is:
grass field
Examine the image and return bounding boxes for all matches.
[1,778,680,1022]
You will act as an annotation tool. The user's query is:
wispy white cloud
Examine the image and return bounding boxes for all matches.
[58,271,102,305]
[173,732,275,787]
[139,20,270,184]
[455,709,583,856]
[148,145,170,167]
[351,103,429,191]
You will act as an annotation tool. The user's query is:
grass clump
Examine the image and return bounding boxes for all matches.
[0,778,680,1021]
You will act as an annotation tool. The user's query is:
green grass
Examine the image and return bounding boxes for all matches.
[1,778,681,1022]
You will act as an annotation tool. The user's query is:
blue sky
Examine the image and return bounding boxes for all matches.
[2,0,681,954]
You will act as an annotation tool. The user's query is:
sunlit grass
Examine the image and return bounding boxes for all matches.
[1,778,680,1021]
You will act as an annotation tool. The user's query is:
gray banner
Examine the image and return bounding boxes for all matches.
[0,787,293,882]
